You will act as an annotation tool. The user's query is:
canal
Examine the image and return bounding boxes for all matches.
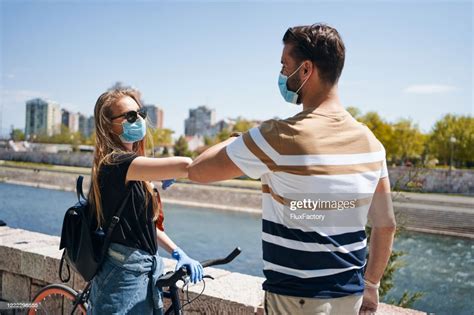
[0,182,472,315]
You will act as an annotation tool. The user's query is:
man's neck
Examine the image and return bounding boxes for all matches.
[302,84,344,112]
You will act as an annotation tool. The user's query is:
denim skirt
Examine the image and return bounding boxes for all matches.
[87,242,165,315]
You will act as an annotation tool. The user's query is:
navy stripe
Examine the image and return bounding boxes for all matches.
[263,268,364,298]
[262,219,366,247]
[263,240,366,271]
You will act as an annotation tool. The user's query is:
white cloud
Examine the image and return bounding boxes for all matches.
[403,84,459,94]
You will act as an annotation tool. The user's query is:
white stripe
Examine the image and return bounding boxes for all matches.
[262,232,367,253]
[226,135,269,179]
[263,260,366,279]
[268,170,381,194]
[249,127,386,166]
[262,194,368,235]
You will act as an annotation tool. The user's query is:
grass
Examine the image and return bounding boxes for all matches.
[0,160,90,174]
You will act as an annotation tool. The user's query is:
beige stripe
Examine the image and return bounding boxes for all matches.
[259,113,383,155]
[262,184,372,210]
[262,184,286,205]
[243,132,383,176]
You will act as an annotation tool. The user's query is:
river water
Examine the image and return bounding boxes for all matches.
[0,182,472,315]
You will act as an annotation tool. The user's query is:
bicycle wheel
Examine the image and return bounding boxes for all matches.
[28,283,87,315]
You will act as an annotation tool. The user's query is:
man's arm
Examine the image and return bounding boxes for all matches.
[361,176,396,314]
[188,137,244,183]
[365,176,396,283]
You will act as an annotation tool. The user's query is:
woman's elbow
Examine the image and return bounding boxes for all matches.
[177,157,192,178]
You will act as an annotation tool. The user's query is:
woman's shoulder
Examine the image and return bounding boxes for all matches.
[98,151,139,180]
[110,151,138,163]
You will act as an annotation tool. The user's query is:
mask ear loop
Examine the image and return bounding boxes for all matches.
[295,63,312,94]
[287,62,305,78]
[110,118,124,137]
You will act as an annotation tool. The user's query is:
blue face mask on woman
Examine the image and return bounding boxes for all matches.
[117,118,147,143]
[278,63,310,105]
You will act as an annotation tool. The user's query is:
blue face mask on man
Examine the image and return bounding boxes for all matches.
[278,63,310,105]
[116,118,147,143]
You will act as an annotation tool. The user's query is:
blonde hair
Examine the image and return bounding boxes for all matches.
[88,88,159,229]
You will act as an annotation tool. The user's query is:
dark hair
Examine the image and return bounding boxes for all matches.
[283,23,345,85]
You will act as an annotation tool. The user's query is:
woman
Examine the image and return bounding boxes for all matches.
[86,88,203,315]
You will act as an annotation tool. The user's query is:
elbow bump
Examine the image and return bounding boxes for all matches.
[187,165,202,183]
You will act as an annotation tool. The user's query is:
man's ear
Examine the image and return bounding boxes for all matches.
[303,61,313,77]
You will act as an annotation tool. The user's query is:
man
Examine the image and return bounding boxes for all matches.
[188,23,396,315]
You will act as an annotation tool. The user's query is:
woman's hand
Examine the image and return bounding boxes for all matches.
[172,247,203,284]
[161,179,176,190]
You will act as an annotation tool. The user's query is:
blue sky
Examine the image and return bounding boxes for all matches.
[1,0,472,138]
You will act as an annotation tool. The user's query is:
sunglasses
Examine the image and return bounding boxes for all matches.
[111,108,147,123]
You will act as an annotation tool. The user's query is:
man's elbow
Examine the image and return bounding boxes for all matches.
[187,163,210,183]
[372,223,397,234]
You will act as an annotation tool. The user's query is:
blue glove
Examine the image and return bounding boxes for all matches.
[172,247,203,284]
[162,179,176,190]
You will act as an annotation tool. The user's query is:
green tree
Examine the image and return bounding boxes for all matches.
[84,131,96,145]
[204,135,218,146]
[428,114,474,168]
[153,128,174,146]
[232,118,253,133]
[173,135,192,157]
[217,129,230,142]
[346,106,361,119]
[358,112,394,159]
[390,119,425,165]
[10,129,25,141]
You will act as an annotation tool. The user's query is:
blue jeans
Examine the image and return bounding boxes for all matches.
[87,242,165,315]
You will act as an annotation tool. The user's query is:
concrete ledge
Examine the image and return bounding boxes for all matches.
[0,226,424,314]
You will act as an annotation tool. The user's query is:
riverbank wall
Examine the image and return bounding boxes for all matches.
[0,226,424,314]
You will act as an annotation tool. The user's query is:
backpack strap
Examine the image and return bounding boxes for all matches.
[59,250,71,283]
[76,175,86,204]
[99,185,134,260]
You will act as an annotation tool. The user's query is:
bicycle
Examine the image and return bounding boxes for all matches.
[28,247,241,315]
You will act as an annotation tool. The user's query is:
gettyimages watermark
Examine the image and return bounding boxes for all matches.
[288,198,357,221]
[278,193,395,228]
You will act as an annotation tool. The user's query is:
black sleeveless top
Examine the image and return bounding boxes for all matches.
[98,152,157,255]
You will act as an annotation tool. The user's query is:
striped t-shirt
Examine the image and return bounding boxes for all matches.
[226,106,388,298]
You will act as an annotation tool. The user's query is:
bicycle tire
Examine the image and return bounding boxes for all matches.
[28,283,87,315]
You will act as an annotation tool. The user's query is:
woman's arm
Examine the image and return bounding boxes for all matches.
[126,156,193,182]
[157,228,204,284]
[156,228,178,254]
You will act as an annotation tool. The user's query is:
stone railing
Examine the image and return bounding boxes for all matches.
[0,226,424,314]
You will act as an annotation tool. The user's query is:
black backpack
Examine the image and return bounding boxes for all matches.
[58,175,132,282]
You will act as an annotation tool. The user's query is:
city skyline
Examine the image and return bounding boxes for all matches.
[1,1,472,138]
[22,96,166,139]
[24,97,95,139]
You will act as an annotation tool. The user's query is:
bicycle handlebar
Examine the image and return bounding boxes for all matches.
[156,247,241,288]
[200,247,241,268]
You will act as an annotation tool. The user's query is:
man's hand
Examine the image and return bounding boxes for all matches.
[359,286,379,314]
